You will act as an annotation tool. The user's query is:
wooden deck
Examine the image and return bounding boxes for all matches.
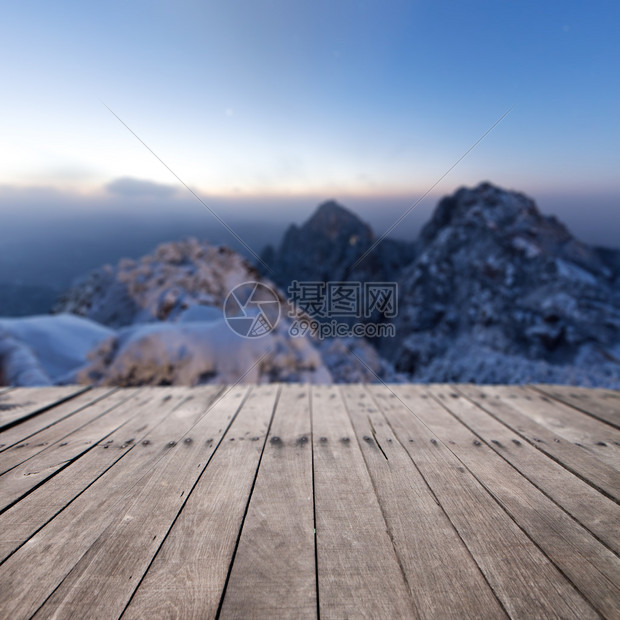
[0,384,619,619]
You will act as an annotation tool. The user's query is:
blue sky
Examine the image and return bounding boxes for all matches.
[0,1,618,240]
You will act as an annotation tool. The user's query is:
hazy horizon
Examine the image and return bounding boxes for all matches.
[1,179,619,239]
[1,181,618,299]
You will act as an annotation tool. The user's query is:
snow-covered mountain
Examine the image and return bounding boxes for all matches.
[2,183,619,387]
[52,239,259,328]
[260,184,620,387]
[386,183,620,385]
[257,186,620,386]
[1,238,385,386]
[44,239,333,385]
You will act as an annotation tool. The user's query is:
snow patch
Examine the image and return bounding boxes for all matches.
[0,314,113,384]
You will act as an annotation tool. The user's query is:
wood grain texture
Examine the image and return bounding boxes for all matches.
[515,386,620,468]
[123,385,278,620]
[0,388,198,563]
[0,386,88,431]
[341,384,506,619]
[0,384,618,620]
[426,385,620,619]
[374,384,598,620]
[0,386,225,620]
[452,384,620,556]
[534,384,620,430]
[219,384,316,620]
[0,388,116,454]
[0,388,142,511]
[0,388,125,475]
[457,384,620,501]
[311,385,417,619]
[32,386,242,620]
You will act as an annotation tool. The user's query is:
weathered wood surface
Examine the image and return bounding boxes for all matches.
[533,384,620,430]
[340,384,506,619]
[457,384,620,502]
[0,386,88,432]
[218,385,316,620]
[0,383,618,619]
[311,385,417,619]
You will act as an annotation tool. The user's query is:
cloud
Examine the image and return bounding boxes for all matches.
[105,177,179,199]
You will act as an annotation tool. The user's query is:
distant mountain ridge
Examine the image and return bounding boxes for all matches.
[7,181,619,388]
[261,182,620,385]
[260,199,415,286]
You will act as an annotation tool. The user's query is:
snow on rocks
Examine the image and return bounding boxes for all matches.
[0,314,113,385]
[77,318,332,386]
[389,182,620,386]
[53,239,258,328]
[35,238,334,386]
[4,186,620,388]
[0,330,52,386]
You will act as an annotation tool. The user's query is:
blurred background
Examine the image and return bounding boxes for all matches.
[1,1,618,387]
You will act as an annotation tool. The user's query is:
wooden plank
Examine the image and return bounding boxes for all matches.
[0,388,117,454]
[340,384,506,619]
[425,385,620,619]
[0,386,88,431]
[122,385,278,620]
[513,386,620,468]
[443,386,620,556]
[34,384,255,620]
[219,384,316,620]
[372,384,598,620]
[0,388,123,475]
[0,383,617,619]
[457,384,620,502]
[311,385,417,619]
[0,386,230,620]
[534,384,620,430]
[0,388,197,563]
[0,388,143,511]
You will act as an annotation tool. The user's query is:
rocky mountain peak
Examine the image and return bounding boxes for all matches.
[390,183,620,382]
[263,200,415,287]
[417,182,605,270]
[300,200,373,243]
[420,182,552,243]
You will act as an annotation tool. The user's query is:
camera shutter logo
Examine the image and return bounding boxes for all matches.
[224,282,281,338]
